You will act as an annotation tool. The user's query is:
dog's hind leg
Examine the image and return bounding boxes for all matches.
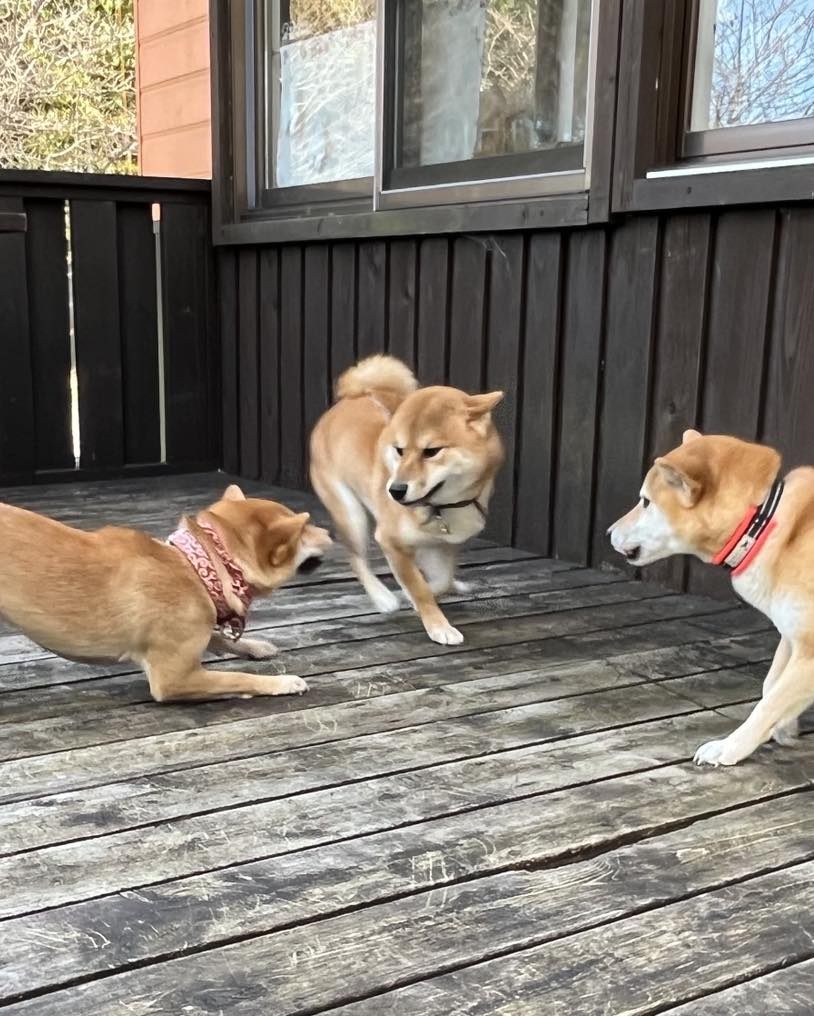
[417,546,471,597]
[312,476,400,613]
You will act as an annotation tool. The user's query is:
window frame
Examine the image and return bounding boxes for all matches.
[611,0,814,215]
[210,0,618,244]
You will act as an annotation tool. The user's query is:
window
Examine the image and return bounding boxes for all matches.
[684,0,814,158]
[239,0,598,219]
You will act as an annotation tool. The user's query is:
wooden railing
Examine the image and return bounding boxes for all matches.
[0,170,219,483]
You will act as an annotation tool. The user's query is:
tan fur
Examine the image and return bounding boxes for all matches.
[609,430,814,766]
[310,355,504,645]
[0,485,331,702]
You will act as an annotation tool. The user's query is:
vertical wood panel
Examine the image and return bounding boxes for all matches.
[303,245,331,456]
[484,235,525,545]
[689,209,776,597]
[514,233,563,554]
[218,248,239,475]
[71,200,124,470]
[0,199,34,481]
[117,203,161,466]
[646,213,711,591]
[448,237,487,394]
[330,243,357,381]
[238,249,260,479]
[762,208,814,469]
[280,246,305,488]
[356,241,387,359]
[259,248,281,483]
[387,239,417,370]
[552,230,607,565]
[416,238,449,384]
[592,217,659,570]
[24,199,73,472]
[161,202,213,467]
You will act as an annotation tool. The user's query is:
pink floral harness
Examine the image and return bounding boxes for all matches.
[167,521,253,641]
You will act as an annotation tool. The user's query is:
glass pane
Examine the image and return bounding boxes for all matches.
[396,0,592,171]
[691,0,814,131]
[268,1,376,188]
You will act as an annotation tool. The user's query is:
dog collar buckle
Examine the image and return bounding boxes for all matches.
[713,476,784,576]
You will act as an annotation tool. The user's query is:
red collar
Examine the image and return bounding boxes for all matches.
[168,521,253,640]
[711,478,784,577]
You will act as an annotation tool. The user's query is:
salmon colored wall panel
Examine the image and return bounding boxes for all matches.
[137,0,208,39]
[141,124,212,179]
[140,71,212,134]
[138,21,210,89]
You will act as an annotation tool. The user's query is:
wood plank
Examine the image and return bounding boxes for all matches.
[592,217,659,569]
[70,200,124,470]
[416,238,449,384]
[387,239,417,369]
[325,861,814,1016]
[447,237,487,394]
[117,203,161,466]
[217,249,239,474]
[665,959,814,1014]
[237,249,260,478]
[24,199,74,472]
[279,246,305,488]
[690,209,777,598]
[258,249,281,483]
[0,669,778,917]
[356,241,387,359]
[514,232,562,553]
[646,213,711,591]
[0,655,767,856]
[552,229,607,564]
[4,780,813,1012]
[330,242,357,377]
[160,201,213,467]
[302,245,331,444]
[762,208,814,469]
[484,235,524,544]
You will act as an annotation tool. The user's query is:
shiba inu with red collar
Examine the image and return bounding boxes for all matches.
[310,355,504,645]
[610,429,813,767]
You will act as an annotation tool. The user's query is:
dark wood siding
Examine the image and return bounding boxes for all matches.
[219,203,814,595]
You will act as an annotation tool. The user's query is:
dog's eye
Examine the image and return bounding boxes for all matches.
[423,447,443,458]
[642,497,651,509]
[394,447,404,457]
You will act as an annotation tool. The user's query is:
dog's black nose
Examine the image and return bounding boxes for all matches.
[389,483,408,502]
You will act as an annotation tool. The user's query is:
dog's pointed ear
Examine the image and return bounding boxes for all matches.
[466,391,504,421]
[682,429,703,445]
[223,484,246,502]
[269,512,310,566]
[655,457,703,507]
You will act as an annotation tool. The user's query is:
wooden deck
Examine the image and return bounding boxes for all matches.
[0,473,813,1014]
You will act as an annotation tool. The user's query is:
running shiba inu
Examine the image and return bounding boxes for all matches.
[0,485,331,701]
[309,355,504,645]
[609,429,814,767]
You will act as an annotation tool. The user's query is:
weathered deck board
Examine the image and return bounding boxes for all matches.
[0,473,811,1015]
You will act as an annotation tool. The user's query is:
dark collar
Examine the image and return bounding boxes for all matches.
[712,477,784,576]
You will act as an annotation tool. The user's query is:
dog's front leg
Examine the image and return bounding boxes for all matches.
[760,637,799,744]
[379,538,463,645]
[694,651,814,767]
[208,631,279,660]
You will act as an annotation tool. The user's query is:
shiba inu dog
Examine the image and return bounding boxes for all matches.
[309,355,504,645]
[0,485,331,701]
[609,428,814,767]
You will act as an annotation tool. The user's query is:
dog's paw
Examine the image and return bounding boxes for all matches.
[426,621,464,646]
[452,578,473,595]
[772,718,800,747]
[239,637,279,660]
[265,673,308,696]
[693,738,738,767]
[368,584,401,614]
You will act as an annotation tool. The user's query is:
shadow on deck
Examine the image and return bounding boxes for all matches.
[0,473,813,1015]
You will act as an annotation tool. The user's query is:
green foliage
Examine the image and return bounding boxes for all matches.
[0,0,137,173]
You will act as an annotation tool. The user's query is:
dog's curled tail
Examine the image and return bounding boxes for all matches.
[335,354,418,403]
